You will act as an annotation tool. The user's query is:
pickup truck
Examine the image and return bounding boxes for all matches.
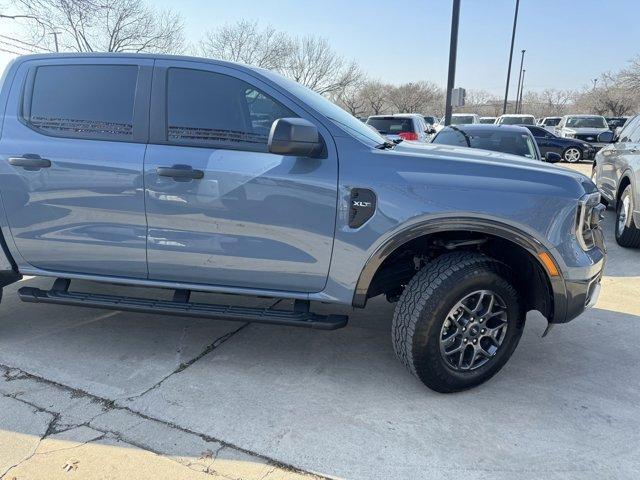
[0,54,606,392]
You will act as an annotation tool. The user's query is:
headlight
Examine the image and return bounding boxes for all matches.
[575,192,604,250]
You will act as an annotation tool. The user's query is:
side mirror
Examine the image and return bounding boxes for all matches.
[597,131,614,143]
[545,152,561,163]
[268,118,324,157]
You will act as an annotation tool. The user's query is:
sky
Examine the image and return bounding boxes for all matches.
[1,0,639,96]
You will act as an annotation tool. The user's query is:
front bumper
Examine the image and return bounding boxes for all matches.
[551,228,605,323]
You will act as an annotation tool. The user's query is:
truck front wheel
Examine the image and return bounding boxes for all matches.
[392,252,525,393]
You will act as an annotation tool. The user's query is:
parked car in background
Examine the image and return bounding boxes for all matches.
[433,113,480,133]
[538,116,562,133]
[430,124,560,163]
[593,115,640,247]
[366,114,430,142]
[606,116,628,131]
[448,113,481,125]
[555,115,610,150]
[495,114,536,125]
[0,53,604,393]
[422,115,438,127]
[479,116,497,124]
[525,125,595,163]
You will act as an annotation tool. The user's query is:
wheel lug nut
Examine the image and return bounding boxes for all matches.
[479,319,483,323]
[462,327,466,331]
[481,329,486,334]
[473,339,477,344]
[463,338,467,343]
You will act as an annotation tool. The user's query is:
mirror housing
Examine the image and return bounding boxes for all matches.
[268,118,324,157]
[597,131,614,143]
[544,152,561,163]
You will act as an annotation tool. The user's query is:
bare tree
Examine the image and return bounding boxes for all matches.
[286,36,362,95]
[334,80,367,117]
[574,72,637,116]
[387,81,442,114]
[620,55,640,92]
[359,80,390,115]
[13,0,184,53]
[199,20,293,70]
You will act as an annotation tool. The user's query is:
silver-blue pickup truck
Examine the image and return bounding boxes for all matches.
[0,53,605,392]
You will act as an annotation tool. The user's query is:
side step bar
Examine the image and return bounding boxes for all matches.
[17,281,348,330]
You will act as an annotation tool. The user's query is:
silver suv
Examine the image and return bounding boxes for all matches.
[593,114,640,247]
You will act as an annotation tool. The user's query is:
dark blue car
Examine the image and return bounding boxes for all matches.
[431,124,561,163]
[525,125,595,163]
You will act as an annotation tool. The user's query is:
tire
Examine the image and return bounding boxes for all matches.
[562,147,582,163]
[615,185,640,248]
[392,252,524,393]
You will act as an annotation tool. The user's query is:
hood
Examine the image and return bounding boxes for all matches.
[392,141,595,193]
[563,127,609,134]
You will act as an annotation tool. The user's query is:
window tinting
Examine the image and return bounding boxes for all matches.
[167,68,295,147]
[366,117,414,134]
[527,126,549,137]
[28,65,138,138]
[434,128,538,158]
[432,129,468,146]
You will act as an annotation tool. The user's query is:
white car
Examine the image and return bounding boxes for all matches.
[366,114,430,142]
[495,114,536,125]
[538,116,562,133]
[434,113,481,132]
[555,115,611,149]
[479,116,497,124]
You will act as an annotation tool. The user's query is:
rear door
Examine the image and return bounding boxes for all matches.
[600,116,640,200]
[0,58,152,278]
[143,60,338,292]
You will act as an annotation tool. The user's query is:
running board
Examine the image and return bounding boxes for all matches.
[17,282,348,330]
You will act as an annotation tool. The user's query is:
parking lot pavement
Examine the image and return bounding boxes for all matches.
[1,162,639,480]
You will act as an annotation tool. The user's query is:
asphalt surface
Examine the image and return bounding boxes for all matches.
[0,162,639,479]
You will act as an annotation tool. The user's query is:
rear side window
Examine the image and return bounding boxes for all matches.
[166,68,295,149]
[367,117,414,134]
[26,64,138,140]
[543,118,560,126]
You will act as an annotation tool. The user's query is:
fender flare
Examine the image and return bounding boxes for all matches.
[351,217,566,321]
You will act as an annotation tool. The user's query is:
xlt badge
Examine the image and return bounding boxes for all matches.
[349,188,376,228]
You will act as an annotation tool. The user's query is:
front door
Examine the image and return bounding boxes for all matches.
[0,58,152,278]
[143,61,338,293]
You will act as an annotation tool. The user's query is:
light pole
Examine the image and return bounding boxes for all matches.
[444,0,461,126]
[502,0,520,114]
[514,49,525,113]
[50,31,59,52]
[517,69,526,113]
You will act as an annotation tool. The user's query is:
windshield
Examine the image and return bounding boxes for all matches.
[450,115,475,125]
[479,117,496,124]
[543,117,561,126]
[367,117,414,134]
[260,69,386,146]
[497,116,535,125]
[566,116,608,128]
[432,128,539,159]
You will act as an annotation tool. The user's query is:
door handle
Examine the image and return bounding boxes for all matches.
[156,165,204,180]
[8,154,51,170]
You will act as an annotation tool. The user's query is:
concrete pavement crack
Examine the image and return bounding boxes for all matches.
[124,321,250,401]
[0,363,328,479]
[0,413,58,479]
